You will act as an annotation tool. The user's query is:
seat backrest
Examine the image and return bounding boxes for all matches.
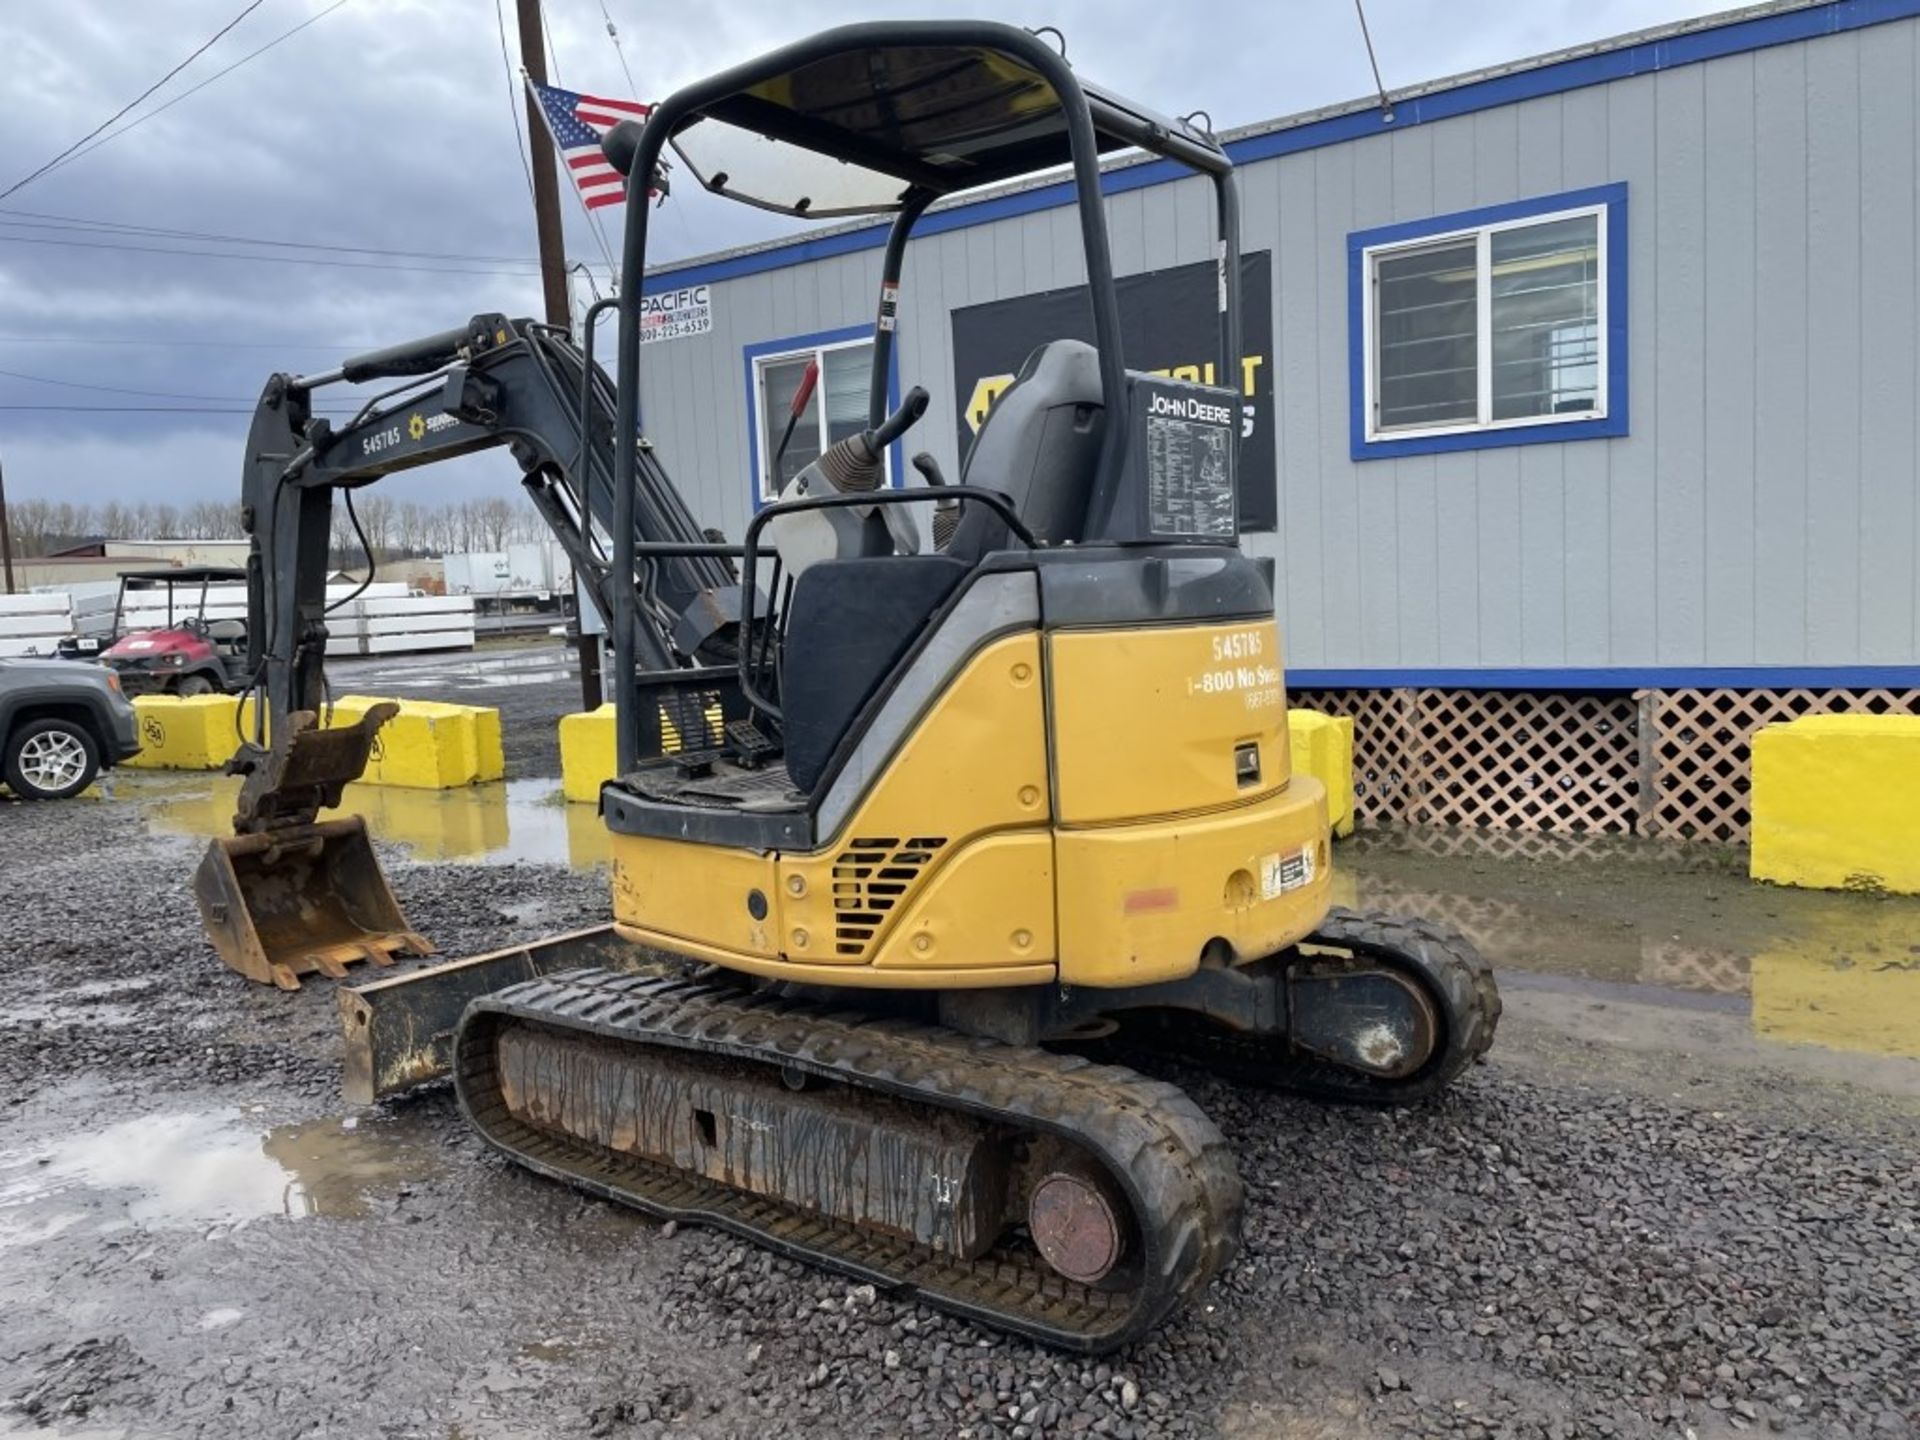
[945,339,1105,561]
[205,618,246,643]
[779,554,972,794]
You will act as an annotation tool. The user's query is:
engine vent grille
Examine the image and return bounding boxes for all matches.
[832,836,947,956]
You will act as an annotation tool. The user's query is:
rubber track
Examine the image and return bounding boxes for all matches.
[453,971,1245,1352]
[1140,907,1502,1105]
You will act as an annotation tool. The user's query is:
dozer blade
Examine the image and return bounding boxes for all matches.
[193,703,433,989]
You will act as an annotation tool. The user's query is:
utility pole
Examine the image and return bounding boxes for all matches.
[0,450,15,594]
[513,0,603,708]
[514,0,573,332]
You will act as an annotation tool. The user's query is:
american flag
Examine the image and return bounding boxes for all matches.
[527,79,651,211]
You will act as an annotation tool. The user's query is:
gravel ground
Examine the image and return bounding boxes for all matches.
[1,663,1916,1440]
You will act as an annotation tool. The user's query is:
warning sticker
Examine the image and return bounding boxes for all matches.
[1259,844,1317,901]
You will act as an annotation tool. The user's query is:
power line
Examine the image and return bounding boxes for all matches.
[44,0,355,179]
[0,209,540,267]
[0,364,298,404]
[0,230,548,279]
[597,0,640,99]
[494,0,539,209]
[1352,0,1395,123]
[0,0,269,202]
[0,334,379,350]
[0,404,360,414]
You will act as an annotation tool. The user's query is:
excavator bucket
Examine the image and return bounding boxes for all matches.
[193,704,434,990]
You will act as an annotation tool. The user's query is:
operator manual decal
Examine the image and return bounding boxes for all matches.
[642,284,713,344]
[1145,392,1236,538]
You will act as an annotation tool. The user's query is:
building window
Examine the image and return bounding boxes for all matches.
[749,336,884,501]
[1349,184,1627,460]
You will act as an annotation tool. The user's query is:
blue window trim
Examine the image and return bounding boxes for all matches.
[643,0,1920,295]
[1347,183,1628,462]
[1286,665,1920,691]
[742,323,901,512]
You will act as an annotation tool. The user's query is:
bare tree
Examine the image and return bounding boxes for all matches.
[473,496,514,551]
[354,494,396,558]
[394,500,428,555]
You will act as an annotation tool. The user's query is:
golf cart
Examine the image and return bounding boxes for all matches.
[64,566,250,697]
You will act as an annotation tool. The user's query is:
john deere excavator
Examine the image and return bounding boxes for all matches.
[195,22,1500,1353]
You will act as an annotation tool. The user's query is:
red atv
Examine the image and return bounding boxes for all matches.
[66,566,250,698]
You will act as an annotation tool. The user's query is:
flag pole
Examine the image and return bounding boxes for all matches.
[514,0,572,334]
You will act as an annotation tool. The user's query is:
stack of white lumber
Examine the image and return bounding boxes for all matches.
[324,593,475,657]
[0,593,73,658]
[112,580,412,635]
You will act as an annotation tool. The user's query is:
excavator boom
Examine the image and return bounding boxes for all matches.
[194,313,740,986]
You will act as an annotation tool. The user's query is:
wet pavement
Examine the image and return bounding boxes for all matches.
[1,650,1916,1438]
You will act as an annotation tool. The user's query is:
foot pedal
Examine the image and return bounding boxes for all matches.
[725,719,778,769]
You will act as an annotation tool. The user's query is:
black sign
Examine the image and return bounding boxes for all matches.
[949,251,1276,532]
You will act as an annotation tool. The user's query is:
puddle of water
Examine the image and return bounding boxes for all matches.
[0,1109,439,1249]
[1337,826,1920,1062]
[136,773,610,871]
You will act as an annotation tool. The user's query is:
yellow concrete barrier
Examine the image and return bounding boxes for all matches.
[123,694,243,770]
[1289,709,1355,838]
[329,694,504,790]
[1751,714,1920,894]
[124,693,500,789]
[560,703,617,804]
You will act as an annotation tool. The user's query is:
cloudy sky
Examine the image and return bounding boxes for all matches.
[0,0,1734,515]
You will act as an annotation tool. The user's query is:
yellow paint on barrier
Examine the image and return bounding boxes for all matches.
[559,703,617,804]
[1288,709,1355,838]
[326,694,504,790]
[122,695,243,770]
[1751,714,1920,894]
[125,692,502,792]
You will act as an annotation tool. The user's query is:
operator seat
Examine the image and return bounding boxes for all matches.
[778,340,1109,796]
[944,338,1107,562]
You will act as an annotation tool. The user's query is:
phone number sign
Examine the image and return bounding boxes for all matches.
[641,284,713,344]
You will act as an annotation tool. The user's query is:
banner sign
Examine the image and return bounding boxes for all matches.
[949,251,1275,531]
[641,284,713,344]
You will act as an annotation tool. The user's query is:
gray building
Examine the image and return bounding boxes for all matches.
[632,0,1920,838]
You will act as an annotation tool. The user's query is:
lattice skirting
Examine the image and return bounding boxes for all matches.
[1290,685,1920,844]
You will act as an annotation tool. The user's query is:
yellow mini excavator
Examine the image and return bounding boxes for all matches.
[196,22,1499,1353]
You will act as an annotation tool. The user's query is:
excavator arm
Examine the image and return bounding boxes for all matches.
[197,312,745,988]
[239,311,738,742]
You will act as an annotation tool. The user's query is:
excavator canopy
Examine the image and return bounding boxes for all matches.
[662,33,1231,218]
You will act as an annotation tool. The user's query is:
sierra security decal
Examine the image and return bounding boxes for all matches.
[950,251,1275,531]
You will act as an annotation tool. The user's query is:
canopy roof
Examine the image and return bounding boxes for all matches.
[120,566,247,585]
[667,40,1227,219]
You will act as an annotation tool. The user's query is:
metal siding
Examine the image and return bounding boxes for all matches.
[1315,147,1361,669]
[1605,74,1660,666]
[1275,152,1326,664]
[1702,55,1759,665]
[1752,42,1811,663]
[1804,32,1864,661]
[1858,30,1918,661]
[1654,65,1708,665]
[632,17,1920,674]
[1351,137,1399,662]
